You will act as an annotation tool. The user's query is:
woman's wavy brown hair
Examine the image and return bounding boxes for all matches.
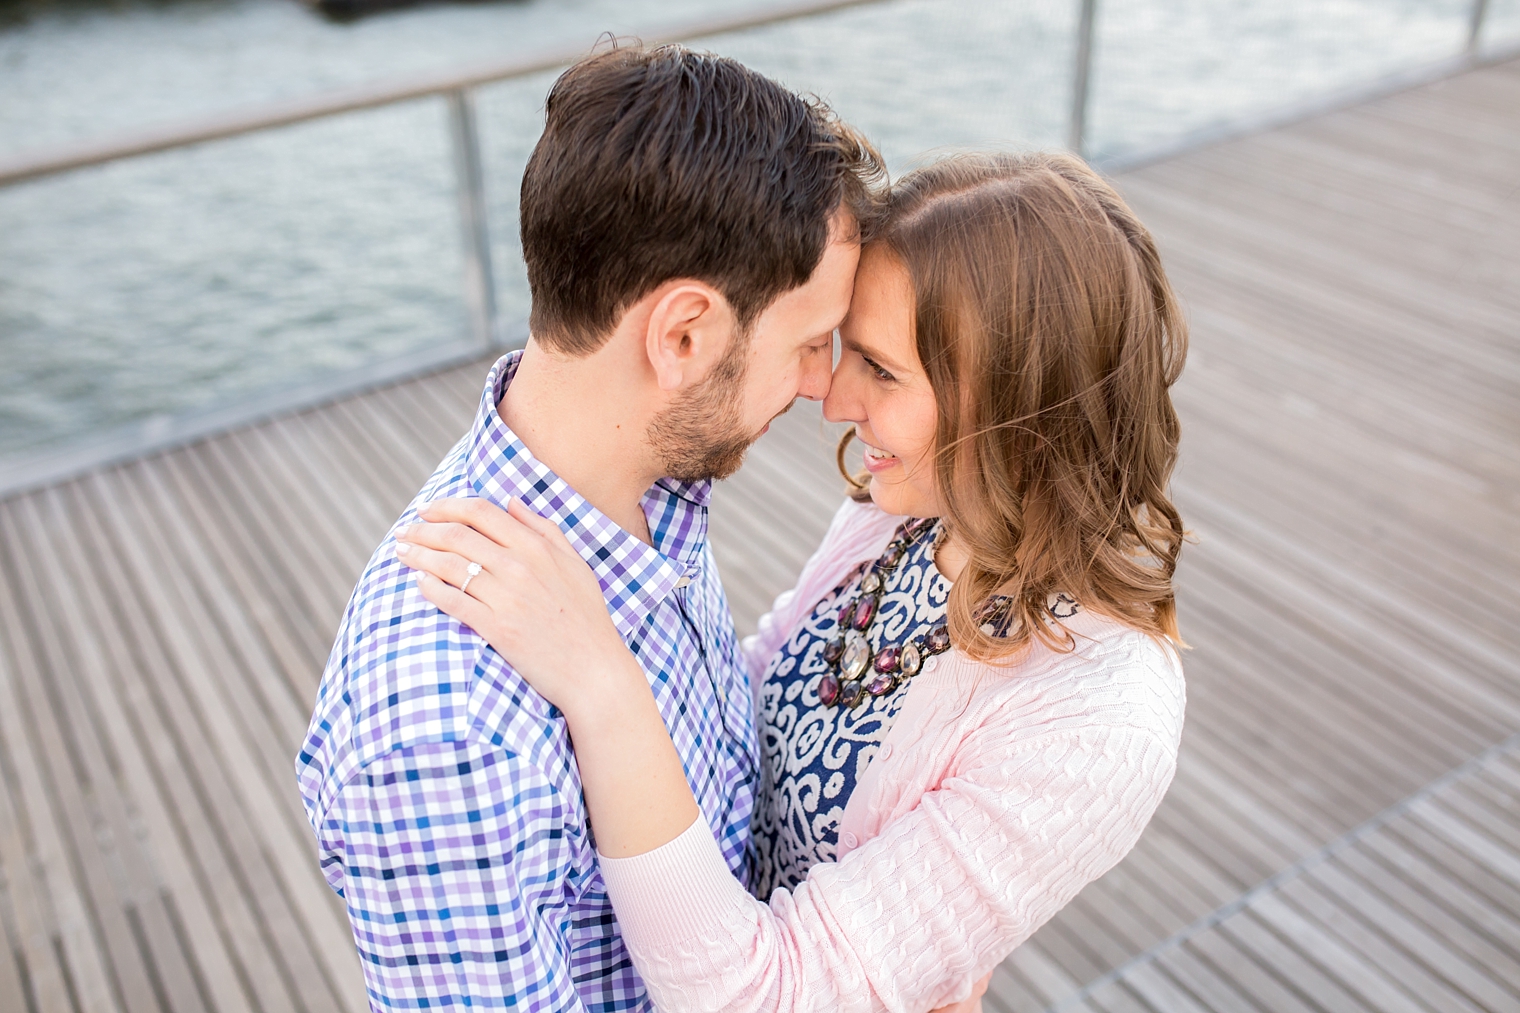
[841,152,1187,659]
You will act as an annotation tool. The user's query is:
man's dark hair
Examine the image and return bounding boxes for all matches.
[520,43,885,355]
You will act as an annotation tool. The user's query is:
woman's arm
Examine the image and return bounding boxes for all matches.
[595,718,1176,1013]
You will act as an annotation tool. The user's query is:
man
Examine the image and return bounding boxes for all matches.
[296,44,882,1011]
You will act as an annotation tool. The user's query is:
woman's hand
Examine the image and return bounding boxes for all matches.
[394,497,640,722]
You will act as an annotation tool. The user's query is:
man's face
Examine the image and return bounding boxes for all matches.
[649,213,861,481]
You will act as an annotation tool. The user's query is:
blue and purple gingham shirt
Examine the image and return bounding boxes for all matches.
[297,351,758,1011]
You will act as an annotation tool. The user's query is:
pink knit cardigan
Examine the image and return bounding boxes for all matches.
[599,498,1185,1013]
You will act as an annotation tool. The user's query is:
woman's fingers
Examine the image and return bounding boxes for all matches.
[414,571,496,636]
[394,539,494,595]
[419,496,525,548]
[400,517,524,578]
[413,497,578,571]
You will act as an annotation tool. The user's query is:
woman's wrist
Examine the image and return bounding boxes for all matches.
[557,643,653,735]
[559,647,702,859]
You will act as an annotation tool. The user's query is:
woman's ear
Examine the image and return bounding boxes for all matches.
[644,281,738,392]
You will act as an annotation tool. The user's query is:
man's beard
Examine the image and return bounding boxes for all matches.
[646,335,762,483]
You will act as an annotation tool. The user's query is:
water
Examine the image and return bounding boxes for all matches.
[1,0,1515,462]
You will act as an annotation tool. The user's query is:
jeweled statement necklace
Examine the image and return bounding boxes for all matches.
[817,517,953,709]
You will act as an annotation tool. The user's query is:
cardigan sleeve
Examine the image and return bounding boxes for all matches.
[598,716,1179,1013]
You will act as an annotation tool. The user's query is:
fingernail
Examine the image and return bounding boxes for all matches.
[395,541,410,556]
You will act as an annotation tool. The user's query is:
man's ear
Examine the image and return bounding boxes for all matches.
[644,281,737,392]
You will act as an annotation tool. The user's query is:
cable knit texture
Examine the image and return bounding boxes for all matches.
[598,498,1185,1013]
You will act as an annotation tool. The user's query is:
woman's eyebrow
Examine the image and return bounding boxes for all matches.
[841,333,908,372]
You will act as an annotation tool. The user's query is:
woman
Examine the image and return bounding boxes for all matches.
[397,152,1187,1012]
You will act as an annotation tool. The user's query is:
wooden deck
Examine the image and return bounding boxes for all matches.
[0,56,1516,1013]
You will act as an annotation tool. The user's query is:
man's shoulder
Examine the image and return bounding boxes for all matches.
[303,443,569,794]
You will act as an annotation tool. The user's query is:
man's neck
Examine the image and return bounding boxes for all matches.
[496,341,661,546]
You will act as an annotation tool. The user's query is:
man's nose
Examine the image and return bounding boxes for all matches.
[797,353,833,402]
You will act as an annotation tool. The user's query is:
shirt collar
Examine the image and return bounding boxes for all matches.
[464,351,711,638]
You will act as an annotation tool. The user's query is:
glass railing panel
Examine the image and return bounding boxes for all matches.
[1481,0,1520,45]
[696,0,1079,164]
[475,70,559,343]
[1086,0,1478,160]
[0,99,466,461]
[3,0,1507,474]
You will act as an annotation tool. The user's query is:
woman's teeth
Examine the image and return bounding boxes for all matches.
[863,444,897,461]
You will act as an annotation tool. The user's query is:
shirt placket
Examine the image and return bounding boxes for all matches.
[673,582,755,792]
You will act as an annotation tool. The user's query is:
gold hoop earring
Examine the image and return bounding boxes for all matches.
[836,426,872,497]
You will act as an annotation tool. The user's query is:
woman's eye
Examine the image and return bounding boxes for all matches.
[863,356,895,382]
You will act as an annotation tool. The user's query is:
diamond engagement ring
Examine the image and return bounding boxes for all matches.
[460,561,483,594]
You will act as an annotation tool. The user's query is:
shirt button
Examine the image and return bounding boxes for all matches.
[840,831,858,849]
[924,657,939,673]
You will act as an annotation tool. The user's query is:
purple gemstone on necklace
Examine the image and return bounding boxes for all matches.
[874,645,901,673]
[879,542,905,569]
[865,671,896,696]
[837,601,854,627]
[851,595,878,630]
[818,674,840,706]
[925,625,951,654]
[821,637,845,665]
[839,680,864,707]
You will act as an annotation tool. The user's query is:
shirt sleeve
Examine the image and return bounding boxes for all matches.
[597,722,1178,1013]
[318,737,589,1012]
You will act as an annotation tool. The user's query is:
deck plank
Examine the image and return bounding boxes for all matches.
[61,478,303,1013]
[1068,737,1520,1012]
[0,54,1516,1013]
[0,505,131,1013]
[15,489,217,1013]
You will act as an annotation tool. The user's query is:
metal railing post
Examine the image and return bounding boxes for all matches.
[1468,0,1491,54]
[1069,0,1099,158]
[447,88,500,349]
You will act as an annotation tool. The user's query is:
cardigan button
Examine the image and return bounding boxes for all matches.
[840,831,858,849]
[879,743,892,760]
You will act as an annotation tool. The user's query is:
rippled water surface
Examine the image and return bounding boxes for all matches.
[1,0,1515,460]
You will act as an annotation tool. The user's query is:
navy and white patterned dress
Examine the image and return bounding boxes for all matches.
[750,519,1083,899]
[751,520,952,898]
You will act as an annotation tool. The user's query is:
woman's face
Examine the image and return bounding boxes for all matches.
[824,246,942,519]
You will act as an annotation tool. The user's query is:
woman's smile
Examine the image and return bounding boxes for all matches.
[860,440,900,472]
